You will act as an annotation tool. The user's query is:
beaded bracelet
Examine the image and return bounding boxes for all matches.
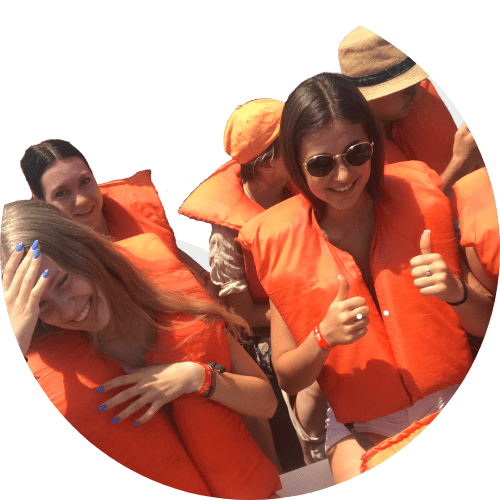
[313,325,333,351]
[446,277,468,306]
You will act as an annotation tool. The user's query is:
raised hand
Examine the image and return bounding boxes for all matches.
[452,122,485,176]
[410,230,464,303]
[2,241,49,355]
[95,362,205,426]
[318,275,370,347]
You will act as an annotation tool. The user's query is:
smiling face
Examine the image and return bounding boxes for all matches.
[299,117,372,215]
[37,255,110,333]
[40,157,104,231]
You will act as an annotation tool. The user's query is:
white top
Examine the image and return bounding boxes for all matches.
[209,224,248,297]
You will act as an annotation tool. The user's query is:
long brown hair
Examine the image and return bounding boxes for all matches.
[1,200,249,344]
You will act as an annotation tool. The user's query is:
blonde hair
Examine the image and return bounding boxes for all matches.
[1,200,249,345]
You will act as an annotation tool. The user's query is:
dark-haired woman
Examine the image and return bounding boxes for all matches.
[20,139,212,286]
[2,199,281,498]
[238,73,493,483]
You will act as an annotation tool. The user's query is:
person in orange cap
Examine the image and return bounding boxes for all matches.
[179,98,326,471]
[180,99,289,330]
[338,26,484,198]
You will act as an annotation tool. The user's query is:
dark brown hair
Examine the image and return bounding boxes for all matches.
[20,139,91,199]
[280,72,385,213]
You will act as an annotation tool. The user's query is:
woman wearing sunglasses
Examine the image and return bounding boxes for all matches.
[238,72,493,483]
[20,139,212,287]
[2,199,281,498]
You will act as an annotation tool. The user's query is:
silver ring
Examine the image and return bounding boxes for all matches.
[425,265,432,277]
[356,313,363,321]
[150,406,157,413]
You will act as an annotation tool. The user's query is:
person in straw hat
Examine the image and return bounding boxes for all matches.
[338,26,484,198]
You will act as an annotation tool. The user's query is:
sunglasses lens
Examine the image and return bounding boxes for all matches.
[307,156,335,177]
[305,143,373,177]
[346,143,373,166]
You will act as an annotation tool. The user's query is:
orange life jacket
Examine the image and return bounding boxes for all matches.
[178,160,269,302]
[360,411,440,473]
[27,234,280,498]
[238,162,472,424]
[27,331,211,496]
[99,170,179,256]
[118,233,282,499]
[453,167,499,286]
[179,160,265,231]
[387,79,457,175]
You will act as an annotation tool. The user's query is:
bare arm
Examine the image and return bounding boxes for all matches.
[209,331,277,418]
[271,276,370,395]
[225,290,270,327]
[441,123,484,198]
[411,231,494,337]
[270,300,330,395]
[464,246,497,296]
[453,247,495,337]
[99,329,277,424]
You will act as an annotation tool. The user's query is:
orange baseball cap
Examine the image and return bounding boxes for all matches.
[224,98,284,164]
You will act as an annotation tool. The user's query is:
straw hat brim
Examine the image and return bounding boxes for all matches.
[358,64,428,101]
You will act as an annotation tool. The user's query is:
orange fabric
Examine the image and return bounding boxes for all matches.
[178,160,269,303]
[224,99,284,164]
[99,170,179,256]
[238,162,472,424]
[454,168,499,285]
[179,160,264,231]
[360,411,440,472]
[389,79,458,176]
[26,233,280,498]
[119,234,282,499]
[27,332,210,496]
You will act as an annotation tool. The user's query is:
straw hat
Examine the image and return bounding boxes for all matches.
[224,98,284,164]
[338,27,428,101]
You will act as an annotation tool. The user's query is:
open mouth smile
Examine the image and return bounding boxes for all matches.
[331,181,355,193]
[74,298,91,322]
[75,205,94,217]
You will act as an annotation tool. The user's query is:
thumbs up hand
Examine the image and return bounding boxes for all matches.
[410,230,464,303]
[318,275,370,348]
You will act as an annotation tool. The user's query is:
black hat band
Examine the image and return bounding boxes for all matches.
[343,57,416,88]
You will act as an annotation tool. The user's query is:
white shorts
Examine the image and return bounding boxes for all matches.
[325,384,460,452]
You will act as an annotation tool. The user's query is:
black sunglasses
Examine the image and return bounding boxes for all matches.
[303,142,374,177]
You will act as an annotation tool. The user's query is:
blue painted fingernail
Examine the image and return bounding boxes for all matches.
[33,248,40,259]
[42,269,49,278]
[31,240,39,250]
[95,386,104,393]
[122,365,132,371]
[133,421,140,427]
[98,404,107,412]
[111,417,120,424]
[15,242,23,252]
